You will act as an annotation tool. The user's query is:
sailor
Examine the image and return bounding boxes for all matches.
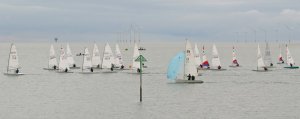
[191,75,195,80]
[200,64,203,68]
[97,64,100,68]
[73,64,76,67]
[64,68,68,72]
[120,65,124,69]
[236,63,239,67]
[218,65,221,69]
[270,63,273,67]
[290,63,293,67]
[137,68,141,73]
[16,68,19,74]
[53,65,57,69]
[187,74,191,80]
[264,67,268,71]
[90,68,94,72]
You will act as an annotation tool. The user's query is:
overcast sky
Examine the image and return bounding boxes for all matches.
[0,0,300,42]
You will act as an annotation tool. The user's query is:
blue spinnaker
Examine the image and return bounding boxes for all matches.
[167,51,185,80]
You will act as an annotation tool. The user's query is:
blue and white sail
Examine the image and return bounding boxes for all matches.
[167,51,184,80]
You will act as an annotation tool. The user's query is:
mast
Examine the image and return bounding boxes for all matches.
[82,47,85,72]
[183,39,187,80]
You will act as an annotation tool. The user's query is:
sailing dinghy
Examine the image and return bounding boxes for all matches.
[57,47,72,73]
[101,43,117,73]
[263,42,274,67]
[277,45,285,64]
[167,40,203,83]
[252,44,269,72]
[200,46,210,69]
[92,43,102,69]
[4,43,24,75]
[229,46,240,67]
[114,43,125,69]
[80,48,98,74]
[43,44,58,70]
[284,44,299,69]
[66,43,80,69]
[210,44,226,70]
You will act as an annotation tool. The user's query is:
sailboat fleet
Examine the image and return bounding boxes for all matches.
[3,40,299,83]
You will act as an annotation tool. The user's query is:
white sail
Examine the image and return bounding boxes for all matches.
[48,44,58,69]
[286,45,295,65]
[184,40,198,79]
[257,44,265,68]
[82,48,92,72]
[101,43,114,69]
[66,43,75,67]
[58,47,70,72]
[132,43,140,69]
[114,43,123,67]
[263,42,273,66]
[232,46,239,65]
[92,43,101,67]
[7,43,20,73]
[194,43,202,66]
[211,44,221,68]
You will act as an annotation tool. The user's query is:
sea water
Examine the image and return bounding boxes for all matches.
[0,42,299,119]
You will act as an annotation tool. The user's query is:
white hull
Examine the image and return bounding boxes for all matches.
[56,71,74,73]
[78,72,101,74]
[69,67,81,69]
[175,80,204,84]
[4,73,25,76]
[43,68,58,70]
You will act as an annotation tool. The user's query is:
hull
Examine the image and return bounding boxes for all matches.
[175,80,204,84]
[252,69,271,72]
[284,66,299,69]
[43,68,58,70]
[56,71,74,73]
[4,73,25,76]
[78,72,101,74]
[209,68,227,71]
[229,65,241,67]
[69,67,81,69]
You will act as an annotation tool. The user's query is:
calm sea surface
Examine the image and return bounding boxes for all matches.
[0,42,299,119]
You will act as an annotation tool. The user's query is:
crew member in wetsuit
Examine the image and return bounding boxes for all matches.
[73,64,76,68]
[137,68,141,73]
[270,63,273,67]
[97,64,100,68]
[187,74,191,80]
[264,67,268,71]
[53,65,57,69]
[191,75,195,80]
[110,64,114,71]
[16,68,19,74]
[218,65,221,69]
[90,68,94,72]
[64,68,68,72]
[120,65,124,69]
[290,63,293,67]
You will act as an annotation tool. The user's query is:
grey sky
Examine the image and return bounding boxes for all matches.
[0,0,299,42]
